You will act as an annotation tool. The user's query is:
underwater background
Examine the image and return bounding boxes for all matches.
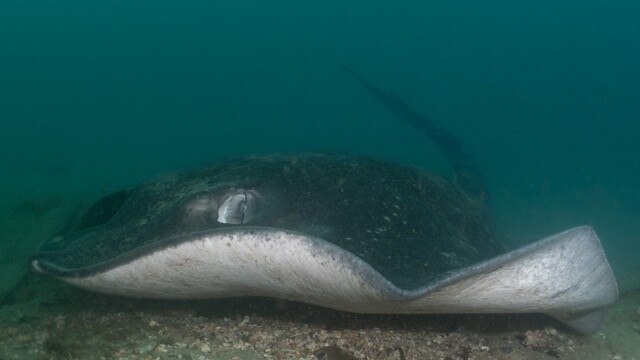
[1,0,639,358]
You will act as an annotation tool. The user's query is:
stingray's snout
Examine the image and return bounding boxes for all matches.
[217,189,261,225]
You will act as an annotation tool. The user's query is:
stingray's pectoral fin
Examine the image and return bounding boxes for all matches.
[551,308,609,335]
[409,226,618,334]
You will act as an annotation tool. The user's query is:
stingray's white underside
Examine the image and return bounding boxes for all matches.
[43,226,618,334]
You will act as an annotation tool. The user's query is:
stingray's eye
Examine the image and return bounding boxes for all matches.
[197,191,211,199]
[184,191,218,216]
[217,189,260,224]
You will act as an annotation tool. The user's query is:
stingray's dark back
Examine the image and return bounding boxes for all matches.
[35,154,502,290]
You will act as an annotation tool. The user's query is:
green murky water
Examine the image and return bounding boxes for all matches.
[1,0,638,358]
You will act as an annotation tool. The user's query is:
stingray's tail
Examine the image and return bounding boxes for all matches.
[342,66,488,204]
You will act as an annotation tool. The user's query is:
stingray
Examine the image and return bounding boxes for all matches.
[31,72,617,335]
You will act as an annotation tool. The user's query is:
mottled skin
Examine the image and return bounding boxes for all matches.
[34,154,500,290]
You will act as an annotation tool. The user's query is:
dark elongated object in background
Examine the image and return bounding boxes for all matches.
[341,66,488,203]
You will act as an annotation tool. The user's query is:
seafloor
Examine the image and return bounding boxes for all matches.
[1,195,639,360]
